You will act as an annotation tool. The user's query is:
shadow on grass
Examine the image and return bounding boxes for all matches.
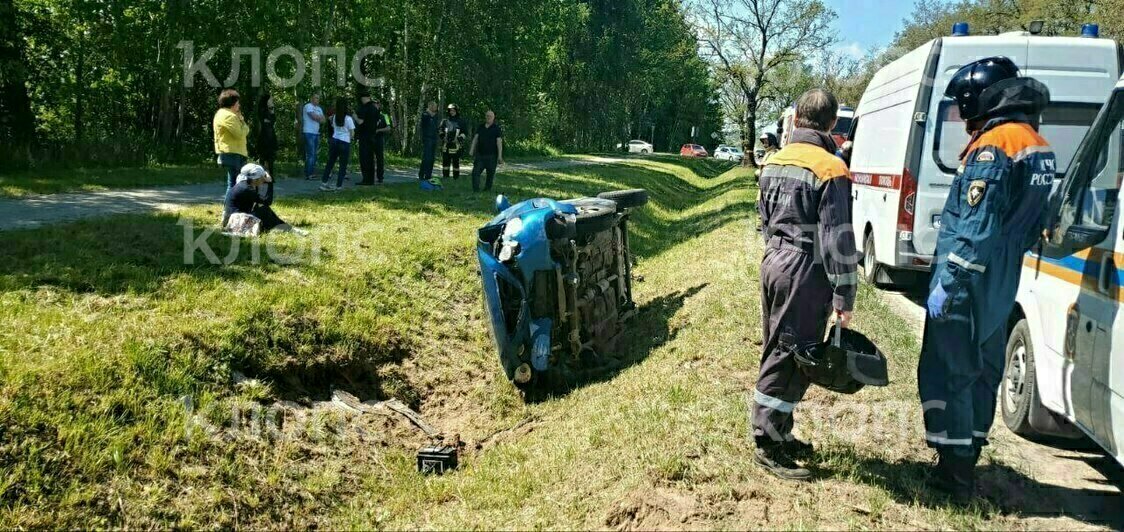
[0,211,302,295]
[821,445,1124,528]
[523,284,708,403]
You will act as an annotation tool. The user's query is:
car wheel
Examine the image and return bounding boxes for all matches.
[861,231,882,285]
[1002,319,1041,436]
[597,189,648,211]
[564,198,617,236]
[641,149,649,155]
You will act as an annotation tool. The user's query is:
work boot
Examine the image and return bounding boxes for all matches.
[930,451,976,505]
[755,443,812,481]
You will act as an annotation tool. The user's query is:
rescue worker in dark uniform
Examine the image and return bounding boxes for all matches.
[919,57,1054,502]
[754,88,858,480]
[440,104,467,180]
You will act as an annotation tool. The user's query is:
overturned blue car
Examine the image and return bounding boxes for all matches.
[476,189,648,388]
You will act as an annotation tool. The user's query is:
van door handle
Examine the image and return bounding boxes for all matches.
[1098,253,1113,293]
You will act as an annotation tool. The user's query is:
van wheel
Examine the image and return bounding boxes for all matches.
[1002,319,1040,437]
[861,231,882,285]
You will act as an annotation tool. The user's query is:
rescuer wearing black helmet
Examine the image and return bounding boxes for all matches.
[919,56,1053,503]
[752,88,858,480]
[440,104,467,180]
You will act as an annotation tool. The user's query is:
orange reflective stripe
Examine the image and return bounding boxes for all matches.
[964,122,1049,162]
[766,143,850,182]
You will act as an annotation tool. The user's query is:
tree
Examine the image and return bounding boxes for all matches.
[0,0,36,166]
[693,0,836,146]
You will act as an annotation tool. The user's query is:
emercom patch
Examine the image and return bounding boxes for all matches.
[976,150,995,163]
[967,180,987,207]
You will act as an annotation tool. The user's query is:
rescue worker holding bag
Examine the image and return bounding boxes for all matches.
[754,89,858,480]
[919,57,1054,502]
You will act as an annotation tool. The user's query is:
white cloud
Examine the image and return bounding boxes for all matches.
[834,41,866,60]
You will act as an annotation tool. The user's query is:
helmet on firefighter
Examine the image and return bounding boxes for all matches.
[946,56,1019,121]
[759,132,778,148]
[446,103,459,116]
[793,325,889,394]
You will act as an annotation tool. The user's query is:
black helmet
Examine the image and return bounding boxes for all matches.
[794,326,889,394]
[945,56,1020,121]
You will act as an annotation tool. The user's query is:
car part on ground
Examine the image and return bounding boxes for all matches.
[476,189,649,391]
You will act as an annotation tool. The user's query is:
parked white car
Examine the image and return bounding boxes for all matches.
[616,139,653,154]
[714,145,744,162]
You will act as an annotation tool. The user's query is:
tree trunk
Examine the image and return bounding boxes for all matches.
[0,0,37,164]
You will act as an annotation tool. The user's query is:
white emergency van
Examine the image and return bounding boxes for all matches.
[849,25,1122,286]
[1003,67,1124,466]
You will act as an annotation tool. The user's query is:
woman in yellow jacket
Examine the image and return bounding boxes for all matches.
[213,89,250,193]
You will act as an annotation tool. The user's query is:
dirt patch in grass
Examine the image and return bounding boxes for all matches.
[605,487,700,530]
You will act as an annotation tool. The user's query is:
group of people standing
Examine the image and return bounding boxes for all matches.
[300,92,506,193]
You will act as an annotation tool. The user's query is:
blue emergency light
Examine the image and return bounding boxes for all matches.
[952,22,970,37]
[1081,23,1099,38]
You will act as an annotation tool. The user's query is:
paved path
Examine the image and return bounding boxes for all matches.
[0,157,625,231]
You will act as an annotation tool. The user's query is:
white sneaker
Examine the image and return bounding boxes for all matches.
[319,183,334,191]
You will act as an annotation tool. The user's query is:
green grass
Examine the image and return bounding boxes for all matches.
[0,157,1080,528]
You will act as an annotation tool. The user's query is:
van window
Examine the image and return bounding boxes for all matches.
[833,116,854,137]
[933,101,1102,175]
[1053,93,1124,237]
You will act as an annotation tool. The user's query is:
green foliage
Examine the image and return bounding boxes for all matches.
[0,0,721,168]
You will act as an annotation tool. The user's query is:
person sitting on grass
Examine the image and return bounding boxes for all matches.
[222,163,307,236]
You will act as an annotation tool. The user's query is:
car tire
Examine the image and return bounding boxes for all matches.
[861,231,882,285]
[565,198,618,237]
[597,189,648,211]
[641,149,649,155]
[1002,319,1041,437]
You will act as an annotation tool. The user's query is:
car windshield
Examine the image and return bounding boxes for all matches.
[934,100,1101,175]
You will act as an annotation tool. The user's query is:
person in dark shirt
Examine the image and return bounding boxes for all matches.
[256,93,278,177]
[419,101,440,184]
[440,104,467,180]
[354,90,378,185]
[469,110,504,192]
[222,164,305,234]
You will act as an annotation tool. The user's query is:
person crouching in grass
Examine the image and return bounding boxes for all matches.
[222,163,307,236]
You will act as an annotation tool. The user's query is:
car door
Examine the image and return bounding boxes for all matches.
[1041,86,1124,450]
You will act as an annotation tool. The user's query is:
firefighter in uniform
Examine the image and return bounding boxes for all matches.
[440,104,467,180]
[754,88,858,480]
[919,57,1054,502]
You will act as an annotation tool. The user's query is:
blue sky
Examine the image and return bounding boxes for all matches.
[825,0,928,58]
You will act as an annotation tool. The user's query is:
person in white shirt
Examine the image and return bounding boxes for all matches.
[319,97,356,191]
[302,93,325,179]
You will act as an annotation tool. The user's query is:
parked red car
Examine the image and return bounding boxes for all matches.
[679,144,708,157]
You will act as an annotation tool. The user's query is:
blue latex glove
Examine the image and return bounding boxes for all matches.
[927,283,949,320]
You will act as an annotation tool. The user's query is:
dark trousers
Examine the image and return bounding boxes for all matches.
[358,135,376,184]
[753,245,832,444]
[218,153,247,194]
[918,303,1007,457]
[251,204,286,232]
[442,150,462,179]
[321,138,351,187]
[472,153,498,192]
[374,136,387,183]
[420,138,438,180]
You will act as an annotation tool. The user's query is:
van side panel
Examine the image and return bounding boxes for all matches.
[852,41,935,267]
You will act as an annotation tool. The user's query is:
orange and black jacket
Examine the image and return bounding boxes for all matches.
[758,128,858,311]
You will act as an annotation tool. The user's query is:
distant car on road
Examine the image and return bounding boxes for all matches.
[616,139,653,154]
[713,145,744,162]
[679,144,708,158]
